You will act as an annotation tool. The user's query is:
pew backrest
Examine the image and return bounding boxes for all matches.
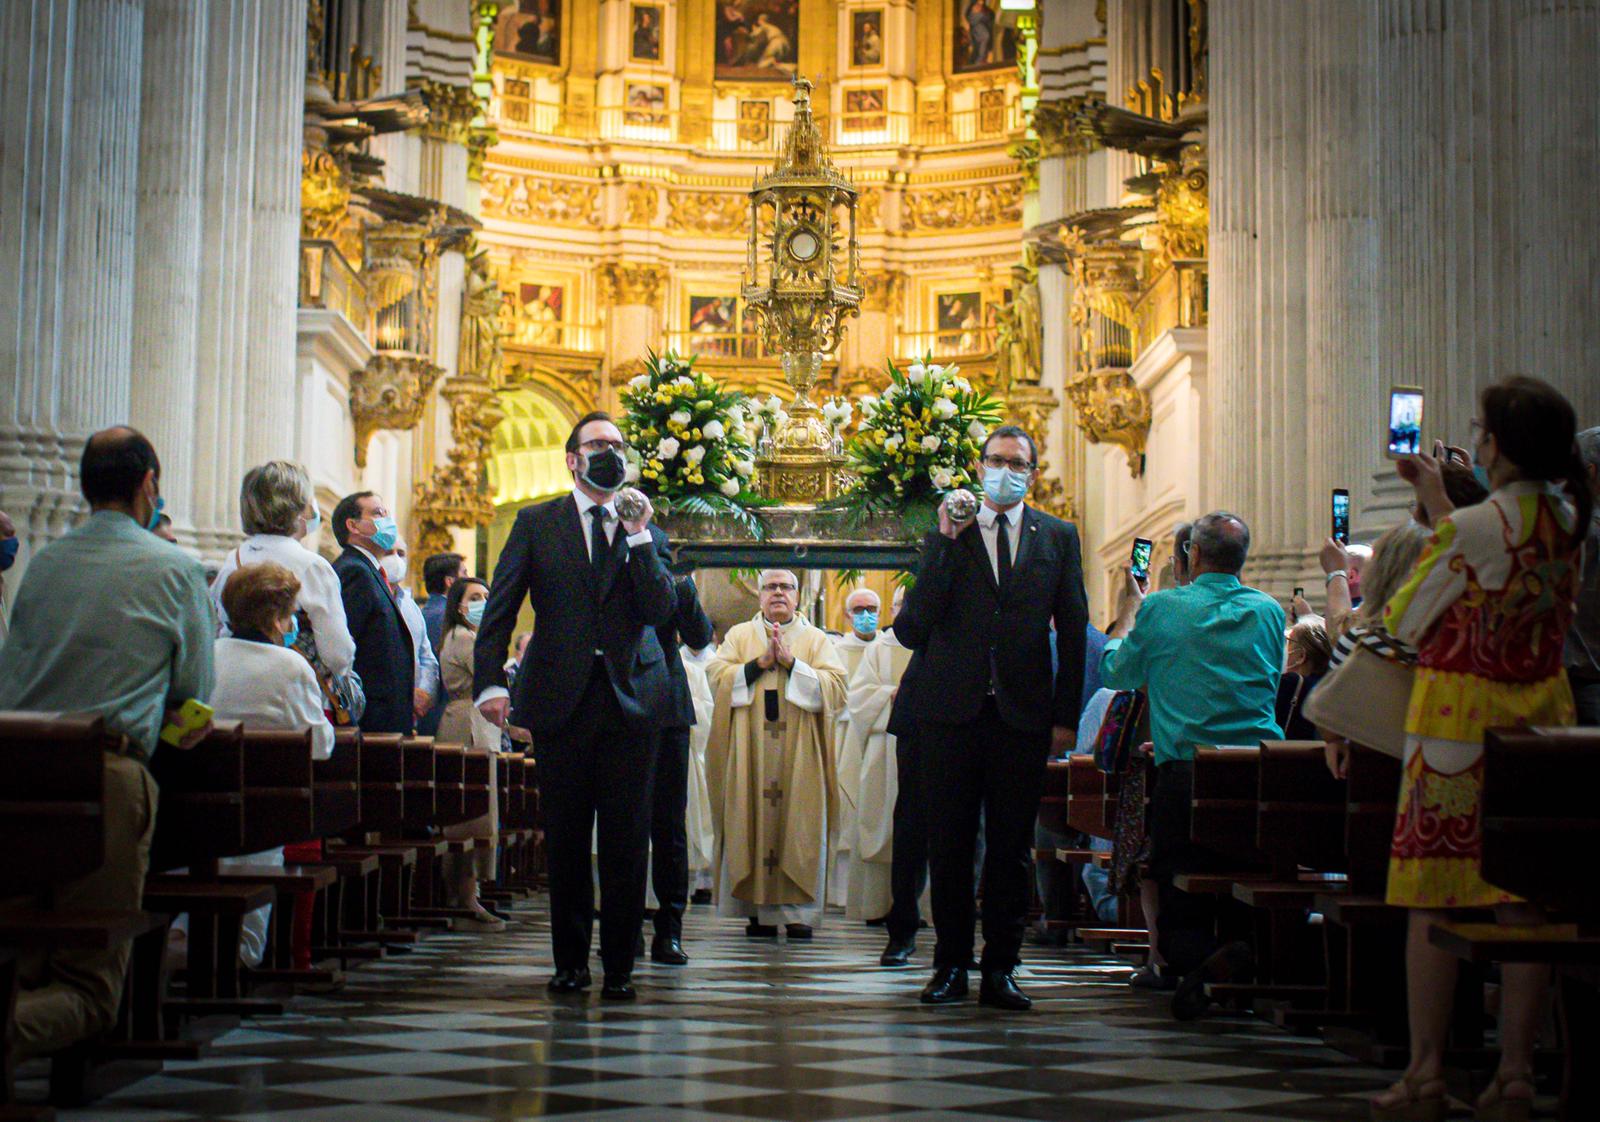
[0,712,111,896]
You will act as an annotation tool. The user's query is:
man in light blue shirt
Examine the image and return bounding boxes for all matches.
[0,427,215,1059]
[1099,512,1283,1013]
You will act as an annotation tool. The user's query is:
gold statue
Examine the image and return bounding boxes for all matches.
[993,257,1042,392]
[459,250,504,383]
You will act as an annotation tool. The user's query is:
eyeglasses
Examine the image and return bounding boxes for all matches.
[1180,540,1192,555]
[761,582,797,593]
[981,454,1035,473]
[580,438,627,453]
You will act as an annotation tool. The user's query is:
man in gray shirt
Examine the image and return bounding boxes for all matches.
[0,426,214,1060]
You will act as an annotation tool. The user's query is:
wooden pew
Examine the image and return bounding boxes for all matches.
[318,734,424,949]
[1065,755,1117,839]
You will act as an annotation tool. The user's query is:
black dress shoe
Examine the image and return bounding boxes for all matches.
[1172,940,1255,1022]
[651,936,689,965]
[547,967,592,994]
[784,923,813,941]
[920,965,969,1004]
[690,888,713,905]
[979,970,1033,1011]
[879,936,916,967]
[601,974,636,1001]
[745,919,778,938]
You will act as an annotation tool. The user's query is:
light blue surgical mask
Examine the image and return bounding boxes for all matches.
[464,600,487,627]
[303,507,321,538]
[852,609,879,635]
[282,616,300,648]
[368,514,399,551]
[981,465,1030,507]
[145,494,166,532]
[1471,463,1491,490]
[0,536,17,571]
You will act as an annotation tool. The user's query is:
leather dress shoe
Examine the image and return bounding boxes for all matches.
[978,970,1033,1010]
[601,974,636,1001]
[879,937,916,967]
[784,924,813,941]
[746,919,778,938]
[547,967,592,994]
[651,935,690,965]
[920,965,969,1004]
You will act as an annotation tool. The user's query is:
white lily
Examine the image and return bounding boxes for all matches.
[702,419,726,440]
[906,363,927,384]
[683,445,706,465]
[921,435,941,452]
[933,397,959,419]
[719,477,741,497]
[669,409,692,427]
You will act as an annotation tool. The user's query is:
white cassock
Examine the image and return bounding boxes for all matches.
[843,629,913,920]
[682,649,717,886]
[827,630,874,906]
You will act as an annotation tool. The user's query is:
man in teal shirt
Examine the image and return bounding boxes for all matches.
[0,427,215,1059]
[1099,511,1283,1014]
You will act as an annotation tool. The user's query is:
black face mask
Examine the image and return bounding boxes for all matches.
[581,447,627,492]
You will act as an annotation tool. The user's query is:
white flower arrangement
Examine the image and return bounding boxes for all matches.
[617,350,762,509]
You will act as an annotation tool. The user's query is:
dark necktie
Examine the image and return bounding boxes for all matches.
[996,515,1013,589]
[589,505,609,569]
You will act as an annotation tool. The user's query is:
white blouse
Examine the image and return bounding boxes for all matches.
[211,533,355,678]
[210,638,335,760]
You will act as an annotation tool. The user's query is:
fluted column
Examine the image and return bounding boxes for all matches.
[129,0,207,544]
[190,0,260,553]
[243,0,307,468]
[0,0,144,562]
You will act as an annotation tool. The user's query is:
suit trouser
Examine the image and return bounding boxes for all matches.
[11,752,157,1059]
[537,659,658,976]
[920,699,1051,971]
[885,728,927,944]
[650,724,691,942]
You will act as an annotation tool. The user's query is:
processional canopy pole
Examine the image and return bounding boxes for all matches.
[742,75,863,508]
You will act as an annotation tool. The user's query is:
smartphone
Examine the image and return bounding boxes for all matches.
[1130,537,1153,583]
[1331,488,1350,544]
[160,698,214,747]
[1386,385,1424,458]
[1293,586,1305,600]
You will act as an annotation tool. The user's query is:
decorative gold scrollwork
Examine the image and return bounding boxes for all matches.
[350,354,445,467]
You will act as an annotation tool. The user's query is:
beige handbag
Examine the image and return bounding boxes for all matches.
[1302,629,1415,759]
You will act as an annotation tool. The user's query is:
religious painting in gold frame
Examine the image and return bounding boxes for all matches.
[495,0,562,65]
[630,3,663,62]
[502,283,566,347]
[687,295,739,357]
[978,87,1007,134]
[715,0,799,80]
[624,82,669,128]
[841,87,888,132]
[935,290,983,356]
[850,10,884,68]
[952,0,1018,74]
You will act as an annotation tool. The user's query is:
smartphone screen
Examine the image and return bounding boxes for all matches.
[1386,387,1424,458]
[1331,488,1350,544]
[1130,537,1153,583]
[1293,586,1305,599]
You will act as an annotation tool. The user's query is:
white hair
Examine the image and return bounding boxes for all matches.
[845,587,880,610]
[758,569,798,589]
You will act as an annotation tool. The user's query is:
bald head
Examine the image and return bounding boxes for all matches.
[80,425,161,517]
[758,569,799,624]
[1189,511,1250,576]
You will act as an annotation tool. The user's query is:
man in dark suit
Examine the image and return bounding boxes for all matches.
[331,491,415,734]
[895,424,1089,1010]
[647,552,714,966]
[474,411,677,1001]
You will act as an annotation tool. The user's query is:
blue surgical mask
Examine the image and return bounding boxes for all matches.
[0,536,17,571]
[852,609,879,634]
[282,616,300,648]
[368,514,399,551]
[981,465,1030,507]
[304,507,321,538]
[464,600,487,627]
[145,494,166,532]
[1472,463,1491,490]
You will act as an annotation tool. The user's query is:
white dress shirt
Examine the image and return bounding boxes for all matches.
[975,502,1024,581]
[210,533,356,678]
[729,615,825,713]
[397,588,440,703]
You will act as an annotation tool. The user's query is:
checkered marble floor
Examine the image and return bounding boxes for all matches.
[32,896,1397,1121]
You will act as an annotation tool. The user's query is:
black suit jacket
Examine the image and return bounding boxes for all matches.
[885,647,924,740]
[894,504,1088,733]
[473,494,678,734]
[652,533,714,730]
[334,548,416,734]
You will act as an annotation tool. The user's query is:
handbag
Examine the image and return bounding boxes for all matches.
[1093,690,1147,774]
[1302,629,1414,759]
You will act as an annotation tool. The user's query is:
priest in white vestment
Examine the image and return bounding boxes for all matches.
[843,622,915,920]
[827,587,880,904]
[682,645,718,894]
[707,570,848,937]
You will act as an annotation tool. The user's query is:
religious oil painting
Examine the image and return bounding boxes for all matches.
[952,0,1018,73]
[624,82,669,128]
[738,99,772,145]
[502,283,565,347]
[850,10,884,68]
[495,0,562,65]
[842,88,888,132]
[688,295,741,357]
[716,0,800,80]
[936,291,983,353]
[630,3,663,62]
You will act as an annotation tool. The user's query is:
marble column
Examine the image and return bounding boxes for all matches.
[243,0,308,468]
[190,0,260,553]
[0,0,144,560]
[129,0,207,545]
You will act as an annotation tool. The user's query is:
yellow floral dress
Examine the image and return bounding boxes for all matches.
[1383,481,1578,908]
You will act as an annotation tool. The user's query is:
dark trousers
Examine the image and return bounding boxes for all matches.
[536,659,658,976]
[650,724,691,942]
[886,728,928,943]
[1148,759,1231,975]
[920,699,1051,971]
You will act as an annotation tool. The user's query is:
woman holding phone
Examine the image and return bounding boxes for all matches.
[1371,376,1589,1122]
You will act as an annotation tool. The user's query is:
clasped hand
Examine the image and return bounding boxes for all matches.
[756,625,794,671]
